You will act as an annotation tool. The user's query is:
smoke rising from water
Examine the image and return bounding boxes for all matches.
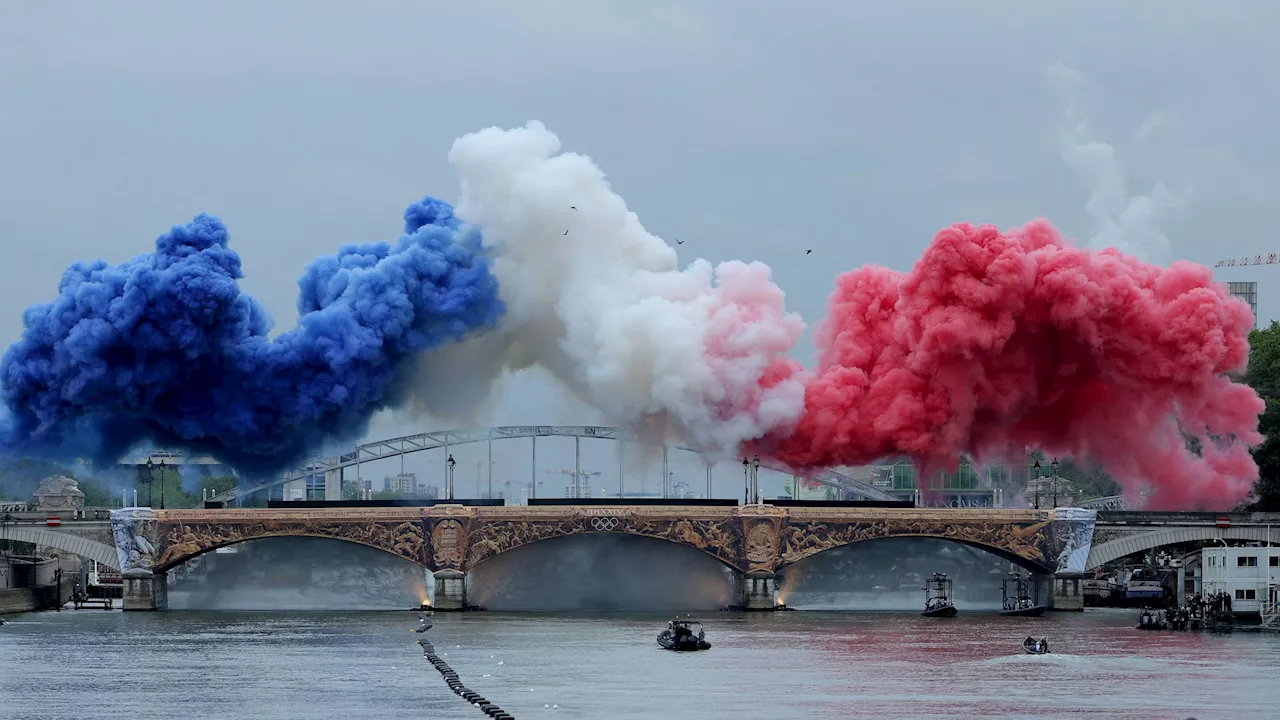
[166,537,427,610]
[467,534,734,611]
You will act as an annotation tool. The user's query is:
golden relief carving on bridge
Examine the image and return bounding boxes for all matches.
[431,519,466,568]
[776,518,1053,568]
[457,511,745,571]
[743,519,781,572]
[152,519,427,570]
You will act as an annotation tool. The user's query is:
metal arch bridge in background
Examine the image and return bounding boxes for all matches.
[206,425,898,506]
[1078,495,1127,511]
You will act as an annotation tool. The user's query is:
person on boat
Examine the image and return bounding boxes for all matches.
[1038,638,1048,653]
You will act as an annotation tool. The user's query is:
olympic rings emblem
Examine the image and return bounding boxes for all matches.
[590,516,619,532]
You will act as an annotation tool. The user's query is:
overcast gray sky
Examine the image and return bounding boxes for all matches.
[3,1,1277,498]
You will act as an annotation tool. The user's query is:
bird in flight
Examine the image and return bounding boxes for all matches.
[563,229,569,235]
[806,249,812,255]
[675,239,684,245]
[570,206,577,210]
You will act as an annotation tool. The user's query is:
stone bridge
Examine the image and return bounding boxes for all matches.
[0,519,119,569]
[108,505,1098,611]
[1087,511,1280,570]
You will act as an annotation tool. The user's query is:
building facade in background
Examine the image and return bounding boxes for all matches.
[384,472,419,495]
[1201,545,1279,616]
[1227,281,1258,329]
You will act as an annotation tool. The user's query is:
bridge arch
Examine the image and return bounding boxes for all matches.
[0,525,120,570]
[152,519,427,572]
[776,534,1054,574]
[1085,526,1278,570]
[211,425,895,507]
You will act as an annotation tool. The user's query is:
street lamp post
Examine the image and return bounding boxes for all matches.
[1031,460,1041,510]
[446,455,456,501]
[1050,458,1060,509]
[742,458,750,505]
[159,459,166,510]
[752,455,761,504]
[145,458,154,507]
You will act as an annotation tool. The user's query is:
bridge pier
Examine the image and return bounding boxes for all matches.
[432,570,467,611]
[739,571,778,610]
[122,572,167,611]
[1049,572,1085,611]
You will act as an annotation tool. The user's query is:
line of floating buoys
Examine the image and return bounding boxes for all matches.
[417,636,515,719]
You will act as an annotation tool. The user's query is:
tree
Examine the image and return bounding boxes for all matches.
[1244,321,1280,510]
[1023,449,1121,501]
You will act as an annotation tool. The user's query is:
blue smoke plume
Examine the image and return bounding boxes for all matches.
[0,197,503,475]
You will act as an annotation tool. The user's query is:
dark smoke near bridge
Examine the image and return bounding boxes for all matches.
[778,538,1012,610]
[467,534,735,612]
[166,537,428,611]
[162,534,1023,612]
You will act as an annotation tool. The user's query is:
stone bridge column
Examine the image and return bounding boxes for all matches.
[123,571,168,611]
[1043,508,1097,612]
[110,508,167,611]
[432,570,467,611]
[737,506,785,610]
[1049,573,1085,611]
[739,571,778,610]
[423,507,474,611]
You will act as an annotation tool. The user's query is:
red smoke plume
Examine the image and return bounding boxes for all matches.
[768,220,1262,510]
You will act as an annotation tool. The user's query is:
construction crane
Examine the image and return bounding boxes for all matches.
[1215,253,1280,268]
[473,460,496,498]
[544,468,602,498]
[496,478,543,504]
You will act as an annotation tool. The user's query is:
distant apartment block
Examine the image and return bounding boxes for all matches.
[1227,281,1258,329]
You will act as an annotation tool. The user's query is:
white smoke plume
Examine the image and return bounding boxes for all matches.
[1046,62,1189,263]
[410,122,806,459]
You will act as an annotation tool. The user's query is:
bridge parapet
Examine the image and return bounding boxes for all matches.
[1097,511,1280,525]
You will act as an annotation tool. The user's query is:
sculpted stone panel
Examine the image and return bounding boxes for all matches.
[111,508,158,578]
[152,519,426,570]
[431,518,467,568]
[743,518,782,572]
[457,510,745,571]
[777,517,1057,572]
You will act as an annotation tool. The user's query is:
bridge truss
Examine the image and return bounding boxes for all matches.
[206,425,897,507]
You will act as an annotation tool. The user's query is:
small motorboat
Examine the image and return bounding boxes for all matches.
[657,619,711,651]
[921,572,959,617]
[1136,609,1167,630]
[1000,573,1047,617]
[1022,636,1051,654]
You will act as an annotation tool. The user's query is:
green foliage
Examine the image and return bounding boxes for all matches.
[1054,458,1121,500]
[1244,321,1280,511]
[129,467,240,508]
[1024,450,1121,501]
[0,458,123,507]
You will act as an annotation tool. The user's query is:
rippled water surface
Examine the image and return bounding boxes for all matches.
[2,609,1277,719]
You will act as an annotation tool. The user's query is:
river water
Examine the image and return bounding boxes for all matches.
[1,608,1276,719]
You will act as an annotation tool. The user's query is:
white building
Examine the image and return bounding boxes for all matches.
[1201,546,1280,616]
[385,472,418,495]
